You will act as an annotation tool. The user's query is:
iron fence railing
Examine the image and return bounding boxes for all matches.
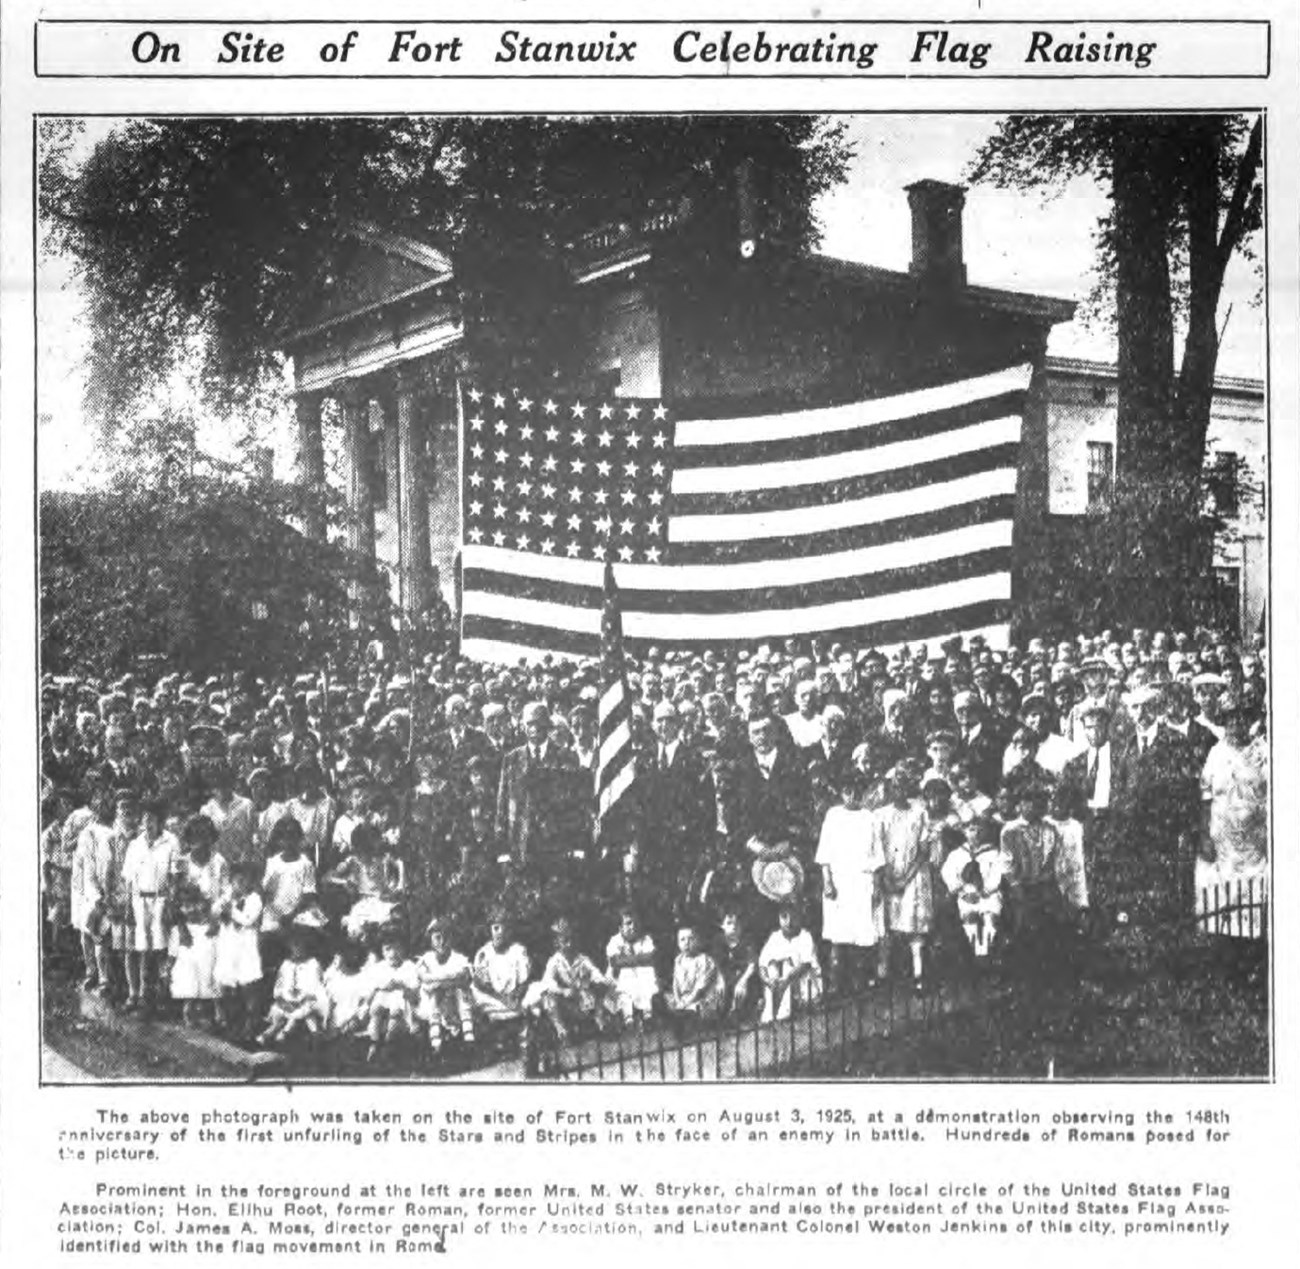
[540,887,1268,1082]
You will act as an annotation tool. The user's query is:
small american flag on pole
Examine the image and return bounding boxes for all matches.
[596,562,635,840]
[459,364,1032,662]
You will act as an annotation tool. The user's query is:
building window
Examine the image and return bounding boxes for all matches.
[1210,450,1240,517]
[1086,440,1114,511]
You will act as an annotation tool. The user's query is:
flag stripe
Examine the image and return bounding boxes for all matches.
[671,468,1018,544]
[597,680,624,725]
[667,495,1016,564]
[598,718,631,771]
[464,519,1013,592]
[674,363,1033,447]
[598,762,636,820]
[673,438,1020,515]
[462,603,1015,663]
[466,547,1011,616]
[465,572,1010,641]
[673,395,1025,477]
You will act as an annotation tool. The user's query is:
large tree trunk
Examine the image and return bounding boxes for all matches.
[1110,120,1189,627]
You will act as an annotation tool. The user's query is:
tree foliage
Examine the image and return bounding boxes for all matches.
[39,411,387,678]
[968,114,1262,475]
[970,114,1263,630]
[40,115,852,426]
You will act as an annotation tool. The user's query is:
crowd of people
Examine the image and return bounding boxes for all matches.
[41,623,1269,1071]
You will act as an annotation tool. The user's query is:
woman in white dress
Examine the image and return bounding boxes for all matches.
[1197,705,1268,939]
[815,772,885,994]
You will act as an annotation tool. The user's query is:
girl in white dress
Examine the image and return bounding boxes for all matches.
[169,815,229,1028]
[213,862,264,1038]
[815,772,886,994]
[872,767,935,987]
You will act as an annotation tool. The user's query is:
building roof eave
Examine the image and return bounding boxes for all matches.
[1045,354,1263,399]
[278,221,455,349]
[807,254,1077,324]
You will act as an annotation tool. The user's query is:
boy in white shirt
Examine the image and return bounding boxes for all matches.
[121,794,179,1014]
[667,920,724,1023]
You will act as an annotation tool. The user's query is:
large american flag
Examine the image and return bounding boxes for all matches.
[459,364,1031,663]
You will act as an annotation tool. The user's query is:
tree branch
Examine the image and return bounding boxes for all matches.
[1215,117,1263,280]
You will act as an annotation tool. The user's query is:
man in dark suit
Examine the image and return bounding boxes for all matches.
[1059,700,1130,926]
[807,704,857,824]
[952,689,1003,795]
[721,710,817,930]
[633,700,716,953]
[495,701,582,871]
[428,693,494,782]
[1161,682,1218,773]
[1114,685,1199,929]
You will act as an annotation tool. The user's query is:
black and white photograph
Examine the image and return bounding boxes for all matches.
[36,110,1270,1085]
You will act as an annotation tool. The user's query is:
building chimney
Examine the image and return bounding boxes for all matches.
[905,179,967,287]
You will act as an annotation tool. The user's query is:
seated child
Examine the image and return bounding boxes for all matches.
[759,902,824,1023]
[667,920,724,1022]
[258,925,325,1045]
[714,905,760,1019]
[471,906,532,1030]
[365,933,419,1062]
[322,822,405,942]
[605,907,659,1028]
[416,916,475,1055]
[213,862,264,1038]
[523,916,617,1046]
[322,940,380,1039]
